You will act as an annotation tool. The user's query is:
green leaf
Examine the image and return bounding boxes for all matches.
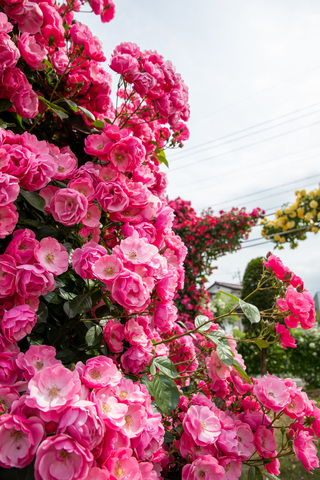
[254,467,263,480]
[216,345,233,366]
[232,360,251,383]
[194,315,211,331]
[64,98,78,112]
[95,304,111,318]
[37,301,48,324]
[163,431,174,443]
[153,357,178,379]
[152,374,180,415]
[239,298,261,324]
[78,105,95,120]
[0,99,12,112]
[140,374,153,396]
[263,472,280,480]
[38,96,69,120]
[254,338,270,350]
[150,361,156,376]
[63,294,92,318]
[206,330,229,347]
[85,325,102,346]
[51,106,69,120]
[220,290,239,302]
[19,189,45,212]
[58,288,77,301]
[248,467,255,480]
[55,349,74,363]
[93,119,105,129]
[155,148,169,168]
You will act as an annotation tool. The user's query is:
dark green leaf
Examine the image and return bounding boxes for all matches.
[85,325,102,346]
[164,431,174,443]
[216,345,233,366]
[0,99,12,112]
[248,467,255,480]
[194,315,210,331]
[58,288,77,301]
[19,189,45,212]
[239,298,261,324]
[263,472,280,480]
[37,302,48,324]
[152,374,180,415]
[140,374,153,396]
[55,349,74,363]
[43,291,61,304]
[232,360,251,383]
[63,294,92,318]
[153,357,178,378]
[254,338,270,350]
[95,304,111,318]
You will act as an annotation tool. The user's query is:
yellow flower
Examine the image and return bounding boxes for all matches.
[279,237,286,243]
[312,226,319,233]
[297,207,304,218]
[274,234,281,241]
[305,212,313,221]
[310,200,318,209]
[286,221,295,229]
[284,207,290,214]
[289,212,296,218]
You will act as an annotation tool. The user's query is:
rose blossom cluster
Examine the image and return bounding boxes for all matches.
[110,42,190,129]
[0,229,68,350]
[263,254,316,346]
[0,346,165,478]
[173,367,320,479]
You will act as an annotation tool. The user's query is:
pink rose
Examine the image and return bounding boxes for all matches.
[253,374,290,412]
[35,434,93,480]
[182,455,225,480]
[0,254,17,297]
[50,188,88,226]
[183,405,221,446]
[95,181,129,212]
[111,270,151,314]
[0,203,18,238]
[15,264,56,298]
[11,88,39,118]
[103,320,124,353]
[0,414,44,468]
[0,172,19,206]
[34,237,69,276]
[18,32,47,70]
[72,241,108,279]
[0,33,20,73]
[1,305,37,343]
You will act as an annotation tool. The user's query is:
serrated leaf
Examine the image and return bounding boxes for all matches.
[232,360,251,383]
[239,298,261,324]
[194,315,211,331]
[254,338,270,350]
[153,357,178,379]
[216,345,233,366]
[63,294,92,318]
[152,374,180,415]
[0,99,12,112]
[85,325,102,346]
[19,189,45,212]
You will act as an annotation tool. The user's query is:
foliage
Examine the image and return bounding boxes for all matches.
[261,184,320,248]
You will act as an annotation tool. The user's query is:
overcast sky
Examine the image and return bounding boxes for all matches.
[82,1,320,295]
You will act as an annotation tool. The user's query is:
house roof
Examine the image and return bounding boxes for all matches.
[207,281,242,291]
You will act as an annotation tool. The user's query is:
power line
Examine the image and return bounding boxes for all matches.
[170,119,320,172]
[169,103,320,161]
[176,145,320,193]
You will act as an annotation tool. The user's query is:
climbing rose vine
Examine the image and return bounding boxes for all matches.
[0,1,319,479]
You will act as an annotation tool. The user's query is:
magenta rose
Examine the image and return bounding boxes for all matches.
[15,264,56,298]
[111,270,151,314]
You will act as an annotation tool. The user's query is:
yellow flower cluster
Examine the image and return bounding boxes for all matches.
[261,183,320,249]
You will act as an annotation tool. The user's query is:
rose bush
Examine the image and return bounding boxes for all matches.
[0,1,319,480]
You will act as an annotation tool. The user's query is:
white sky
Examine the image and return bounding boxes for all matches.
[81,0,320,295]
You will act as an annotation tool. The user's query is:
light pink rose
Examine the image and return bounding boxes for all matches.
[34,434,94,480]
[16,345,61,381]
[50,188,88,226]
[253,374,290,412]
[105,447,141,480]
[75,356,122,389]
[183,405,221,446]
[34,237,69,276]
[0,413,44,468]
[0,173,19,206]
[81,203,101,227]
[93,254,123,285]
[26,364,82,412]
[182,455,225,480]
[0,253,17,297]
[1,304,37,343]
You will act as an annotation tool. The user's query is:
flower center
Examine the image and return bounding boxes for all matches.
[46,253,54,263]
[90,369,101,379]
[48,386,60,398]
[125,414,133,426]
[59,449,70,460]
